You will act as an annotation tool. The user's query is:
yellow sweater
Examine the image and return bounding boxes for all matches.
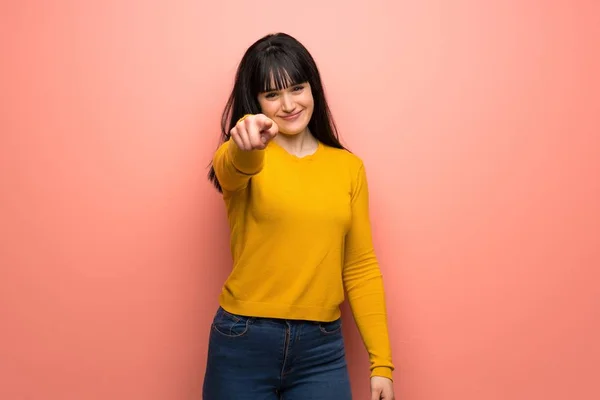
[212,138,394,379]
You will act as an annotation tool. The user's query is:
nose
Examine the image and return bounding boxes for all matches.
[281,93,295,113]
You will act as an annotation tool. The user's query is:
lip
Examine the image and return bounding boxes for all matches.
[280,110,303,121]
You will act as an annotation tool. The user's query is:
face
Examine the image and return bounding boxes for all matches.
[257,81,314,136]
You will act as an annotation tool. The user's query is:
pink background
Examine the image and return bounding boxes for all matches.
[1,1,599,399]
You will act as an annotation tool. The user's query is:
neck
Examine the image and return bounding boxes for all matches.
[274,129,318,157]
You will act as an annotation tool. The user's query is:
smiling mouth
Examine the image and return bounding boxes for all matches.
[280,110,302,120]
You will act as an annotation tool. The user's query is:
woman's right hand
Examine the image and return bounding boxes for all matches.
[230,114,279,151]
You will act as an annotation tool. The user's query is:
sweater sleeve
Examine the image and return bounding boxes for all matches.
[342,161,395,380]
[212,140,265,192]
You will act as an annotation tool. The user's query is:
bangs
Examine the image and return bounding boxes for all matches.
[252,48,311,93]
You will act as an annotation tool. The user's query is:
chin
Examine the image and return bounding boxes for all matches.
[278,128,305,136]
[277,117,311,136]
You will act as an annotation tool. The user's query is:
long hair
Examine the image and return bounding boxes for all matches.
[207,32,347,192]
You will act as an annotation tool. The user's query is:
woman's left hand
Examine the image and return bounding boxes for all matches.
[370,376,395,399]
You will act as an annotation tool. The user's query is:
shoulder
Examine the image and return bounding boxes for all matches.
[320,144,372,199]
[320,144,370,195]
[320,143,365,172]
[212,139,230,159]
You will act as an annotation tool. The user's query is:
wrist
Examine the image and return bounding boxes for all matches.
[371,367,393,381]
[237,114,253,124]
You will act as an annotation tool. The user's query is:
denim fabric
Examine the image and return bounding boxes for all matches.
[202,307,352,399]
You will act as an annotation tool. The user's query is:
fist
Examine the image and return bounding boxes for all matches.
[230,114,278,151]
[371,376,395,400]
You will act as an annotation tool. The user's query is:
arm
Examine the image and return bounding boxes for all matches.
[212,139,265,192]
[212,114,278,192]
[343,162,395,380]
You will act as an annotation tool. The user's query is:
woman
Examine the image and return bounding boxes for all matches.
[203,32,395,400]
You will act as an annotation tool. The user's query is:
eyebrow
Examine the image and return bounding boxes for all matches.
[262,82,304,93]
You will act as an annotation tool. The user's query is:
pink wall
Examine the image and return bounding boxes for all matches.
[1,1,599,399]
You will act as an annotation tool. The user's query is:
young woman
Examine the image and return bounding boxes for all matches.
[203,32,395,400]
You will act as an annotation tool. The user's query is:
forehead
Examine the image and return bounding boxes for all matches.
[259,64,306,93]
[265,77,294,91]
[264,69,293,90]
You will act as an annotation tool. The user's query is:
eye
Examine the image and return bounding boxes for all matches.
[264,92,278,99]
[292,85,304,92]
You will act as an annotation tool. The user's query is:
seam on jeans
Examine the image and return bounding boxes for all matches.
[220,308,242,323]
[211,314,251,338]
[319,318,343,335]
[280,321,291,383]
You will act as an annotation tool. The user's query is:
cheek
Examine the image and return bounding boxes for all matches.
[259,101,278,118]
[304,97,314,116]
[302,93,314,111]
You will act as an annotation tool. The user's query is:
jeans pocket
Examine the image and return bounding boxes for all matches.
[212,307,252,338]
[319,318,342,335]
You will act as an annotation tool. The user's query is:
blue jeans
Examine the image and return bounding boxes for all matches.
[202,307,352,399]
